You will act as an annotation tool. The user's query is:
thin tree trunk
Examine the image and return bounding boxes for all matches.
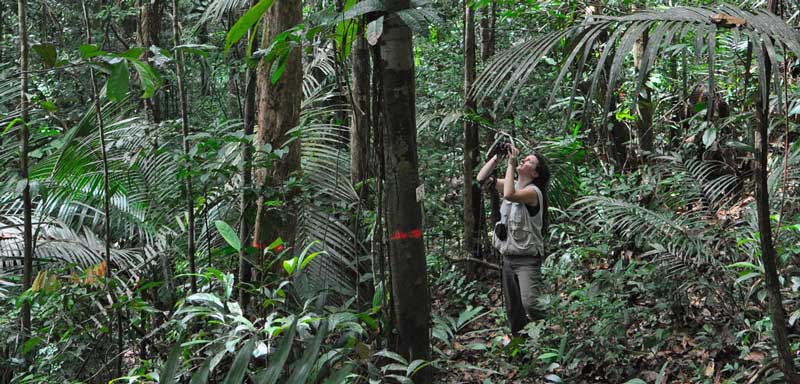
[238,65,257,308]
[172,0,197,293]
[81,0,116,375]
[379,6,431,381]
[252,0,303,269]
[463,0,480,270]
[18,0,33,364]
[756,2,798,381]
[634,30,653,156]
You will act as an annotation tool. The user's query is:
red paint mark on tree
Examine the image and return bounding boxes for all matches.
[390,229,423,241]
[390,230,408,240]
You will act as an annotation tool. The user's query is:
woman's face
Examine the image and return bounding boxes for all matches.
[517,155,539,178]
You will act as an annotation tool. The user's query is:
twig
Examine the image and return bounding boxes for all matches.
[445,254,500,270]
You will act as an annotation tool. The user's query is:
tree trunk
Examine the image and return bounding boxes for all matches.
[351,19,370,199]
[634,29,653,156]
[379,7,431,382]
[171,0,197,293]
[463,0,481,269]
[238,65,257,308]
[756,2,798,381]
[480,1,500,253]
[252,0,303,266]
[81,0,117,375]
[18,0,33,363]
[138,0,163,124]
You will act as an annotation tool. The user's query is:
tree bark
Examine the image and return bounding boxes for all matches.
[138,0,163,124]
[480,2,500,245]
[238,61,257,308]
[379,7,432,382]
[463,0,481,269]
[633,29,653,155]
[756,2,798,381]
[351,19,370,199]
[171,0,197,293]
[18,0,33,363]
[252,0,303,267]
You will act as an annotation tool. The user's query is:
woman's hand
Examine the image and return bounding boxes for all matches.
[508,144,519,167]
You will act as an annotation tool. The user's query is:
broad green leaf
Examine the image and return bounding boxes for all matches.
[174,44,217,57]
[537,352,559,361]
[702,126,717,148]
[623,379,647,384]
[406,359,432,377]
[322,363,354,384]
[106,61,130,102]
[32,44,57,67]
[255,318,298,384]
[189,359,211,384]
[160,343,183,384]
[186,293,225,310]
[222,339,255,384]
[79,44,106,58]
[298,251,321,271]
[225,0,274,54]
[286,322,328,383]
[270,51,290,85]
[214,220,241,251]
[374,350,408,365]
[120,47,145,59]
[128,58,161,99]
[283,257,297,275]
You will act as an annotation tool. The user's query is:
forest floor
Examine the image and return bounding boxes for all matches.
[428,261,772,384]
[431,272,549,384]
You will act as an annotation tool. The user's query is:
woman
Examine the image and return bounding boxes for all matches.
[477,143,550,336]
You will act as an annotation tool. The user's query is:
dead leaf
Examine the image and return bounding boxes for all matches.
[744,351,766,362]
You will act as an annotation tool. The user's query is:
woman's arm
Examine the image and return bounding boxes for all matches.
[476,154,505,193]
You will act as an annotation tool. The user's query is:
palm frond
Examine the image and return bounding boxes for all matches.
[0,211,148,272]
[571,196,716,268]
[199,0,251,23]
[472,5,800,122]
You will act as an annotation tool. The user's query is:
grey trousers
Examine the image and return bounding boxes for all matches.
[502,255,545,335]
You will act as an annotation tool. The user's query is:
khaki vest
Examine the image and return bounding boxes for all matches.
[493,184,544,256]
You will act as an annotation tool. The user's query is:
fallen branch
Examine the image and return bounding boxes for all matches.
[445,255,500,270]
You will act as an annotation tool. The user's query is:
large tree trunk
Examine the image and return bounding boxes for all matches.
[18,0,33,363]
[379,7,431,382]
[138,0,163,124]
[172,0,196,293]
[756,2,798,381]
[462,1,481,270]
[351,19,370,199]
[252,0,303,267]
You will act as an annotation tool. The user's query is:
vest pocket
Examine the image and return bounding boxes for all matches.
[509,204,531,242]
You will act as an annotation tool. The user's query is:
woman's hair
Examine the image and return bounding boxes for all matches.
[532,153,550,238]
